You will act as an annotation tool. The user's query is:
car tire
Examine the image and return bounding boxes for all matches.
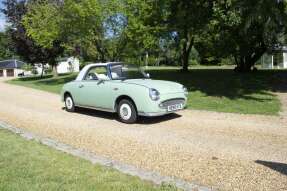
[65,94,75,112]
[117,99,137,124]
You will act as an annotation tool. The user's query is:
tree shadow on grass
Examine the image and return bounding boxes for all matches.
[255,160,287,176]
[17,69,287,101]
[150,69,287,101]
[35,74,77,86]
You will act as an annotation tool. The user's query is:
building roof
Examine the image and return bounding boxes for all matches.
[0,60,25,69]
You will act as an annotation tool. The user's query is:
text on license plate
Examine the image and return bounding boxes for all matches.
[167,104,183,112]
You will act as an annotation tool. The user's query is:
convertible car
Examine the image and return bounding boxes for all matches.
[61,62,188,123]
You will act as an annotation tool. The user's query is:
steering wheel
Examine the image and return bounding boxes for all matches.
[87,73,98,80]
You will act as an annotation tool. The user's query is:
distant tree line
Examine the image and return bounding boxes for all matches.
[1,0,287,75]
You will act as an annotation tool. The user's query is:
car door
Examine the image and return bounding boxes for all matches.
[75,66,114,110]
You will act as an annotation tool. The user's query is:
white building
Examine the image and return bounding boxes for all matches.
[56,57,80,74]
[0,60,25,77]
[261,46,287,69]
[33,57,80,75]
[33,63,50,75]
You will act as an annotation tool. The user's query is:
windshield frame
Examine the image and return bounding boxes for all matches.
[109,63,148,80]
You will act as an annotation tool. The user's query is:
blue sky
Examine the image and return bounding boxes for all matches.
[0,0,7,31]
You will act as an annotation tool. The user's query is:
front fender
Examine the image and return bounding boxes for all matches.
[112,83,150,112]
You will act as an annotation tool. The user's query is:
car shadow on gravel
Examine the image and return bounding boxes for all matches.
[62,107,182,124]
[255,160,287,176]
[69,107,116,120]
[137,113,182,124]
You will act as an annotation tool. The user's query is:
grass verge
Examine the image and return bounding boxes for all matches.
[0,128,178,191]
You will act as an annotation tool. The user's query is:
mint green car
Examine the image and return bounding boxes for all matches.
[61,63,188,123]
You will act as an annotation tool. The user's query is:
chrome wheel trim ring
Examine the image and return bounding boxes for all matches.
[120,103,132,120]
[65,97,73,110]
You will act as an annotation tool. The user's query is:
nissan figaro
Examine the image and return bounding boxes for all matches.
[61,62,188,123]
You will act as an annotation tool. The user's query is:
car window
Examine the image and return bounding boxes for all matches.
[110,64,147,80]
[85,66,110,81]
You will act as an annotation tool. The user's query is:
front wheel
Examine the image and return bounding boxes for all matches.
[117,99,137,124]
[65,94,75,112]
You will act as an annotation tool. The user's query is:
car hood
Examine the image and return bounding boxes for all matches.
[122,79,184,94]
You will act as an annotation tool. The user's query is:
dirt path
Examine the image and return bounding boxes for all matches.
[0,80,286,191]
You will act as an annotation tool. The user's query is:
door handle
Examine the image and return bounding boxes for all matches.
[79,84,84,88]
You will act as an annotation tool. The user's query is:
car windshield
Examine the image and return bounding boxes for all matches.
[110,64,148,80]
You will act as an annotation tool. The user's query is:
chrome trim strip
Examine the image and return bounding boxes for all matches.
[75,105,116,113]
[138,109,185,117]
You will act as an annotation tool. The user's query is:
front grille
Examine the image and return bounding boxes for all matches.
[159,98,185,109]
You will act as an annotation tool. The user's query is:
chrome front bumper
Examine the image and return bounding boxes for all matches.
[138,108,185,117]
[138,98,186,117]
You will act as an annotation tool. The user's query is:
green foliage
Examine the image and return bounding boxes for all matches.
[10,0,287,72]
[212,0,287,71]
[2,0,63,67]
[167,0,214,70]
[62,0,104,49]
[124,0,165,50]
[23,1,63,49]
[0,31,14,60]
[21,63,33,71]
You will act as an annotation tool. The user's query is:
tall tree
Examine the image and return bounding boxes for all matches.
[122,0,167,65]
[167,0,213,71]
[22,0,65,76]
[213,0,287,72]
[23,0,122,63]
[62,0,107,61]
[2,0,64,76]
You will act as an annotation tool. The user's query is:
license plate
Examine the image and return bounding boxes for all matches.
[167,104,183,112]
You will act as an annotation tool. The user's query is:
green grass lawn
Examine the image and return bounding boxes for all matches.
[8,74,78,94]
[8,67,286,115]
[0,128,178,191]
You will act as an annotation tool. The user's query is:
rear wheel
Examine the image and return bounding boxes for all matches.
[65,94,75,112]
[117,99,137,124]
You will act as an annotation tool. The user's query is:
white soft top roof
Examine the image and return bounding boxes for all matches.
[75,62,122,81]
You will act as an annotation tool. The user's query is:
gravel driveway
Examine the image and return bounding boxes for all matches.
[0,80,286,191]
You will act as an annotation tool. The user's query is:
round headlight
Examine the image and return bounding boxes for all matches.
[149,88,160,101]
[183,86,188,96]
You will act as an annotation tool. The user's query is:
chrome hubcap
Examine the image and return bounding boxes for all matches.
[120,104,132,120]
[65,97,73,109]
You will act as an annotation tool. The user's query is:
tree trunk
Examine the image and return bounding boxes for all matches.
[94,39,108,62]
[40,64,45,78]
[235,47,267,73]
[52,64,58,77]
[182,49,189,72]
[181,30,194,72]
[236,57,252,72]
[145,51,149,69]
